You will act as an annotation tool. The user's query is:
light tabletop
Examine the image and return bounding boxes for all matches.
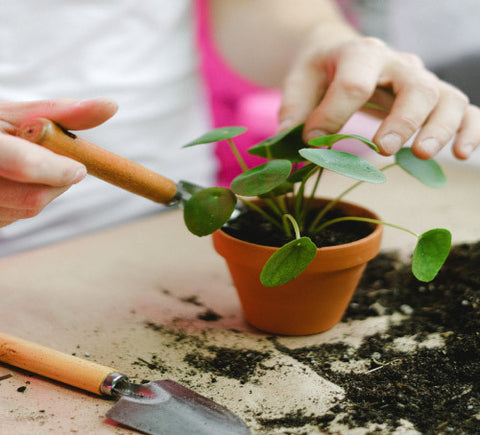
[1,161,478,434]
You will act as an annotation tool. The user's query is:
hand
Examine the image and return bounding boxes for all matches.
[280,34,479,160]
[0,98,117,227]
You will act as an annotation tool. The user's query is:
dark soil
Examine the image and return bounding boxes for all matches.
[185,347,271,385]
[222,204,374,248]
[265,242,480,434]
[138,242,480,434]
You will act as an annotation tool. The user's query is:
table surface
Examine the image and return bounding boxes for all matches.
[1,161,478,435]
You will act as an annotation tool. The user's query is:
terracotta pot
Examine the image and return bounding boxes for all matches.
[212,199,383,335]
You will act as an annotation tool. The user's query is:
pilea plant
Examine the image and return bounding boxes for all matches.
[181,124,451,287]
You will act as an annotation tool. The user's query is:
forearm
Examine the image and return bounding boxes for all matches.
[209,0,358,88]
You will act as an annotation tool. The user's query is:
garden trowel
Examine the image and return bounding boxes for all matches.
[0,332,250,435]
[18,118,201,207]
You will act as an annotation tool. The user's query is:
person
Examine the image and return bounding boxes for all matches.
[0,0,478,257]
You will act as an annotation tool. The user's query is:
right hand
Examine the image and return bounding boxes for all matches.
[0,98,118,228]
[279,34,478,161]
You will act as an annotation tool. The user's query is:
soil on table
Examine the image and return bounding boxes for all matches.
[266,241,480,434]
[137,241,480,434]
[222,204,374,248]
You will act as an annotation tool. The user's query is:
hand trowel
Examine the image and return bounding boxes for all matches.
[18,118,201,207]
[0,332,250,434]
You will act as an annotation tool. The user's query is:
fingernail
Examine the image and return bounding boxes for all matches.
[419,138,442,156]
[459,143,475,159]
[75,97,118,110]
[305,129,328,142]
[71,166,87,184]
[278,119,296,132]
[379,133,403,154]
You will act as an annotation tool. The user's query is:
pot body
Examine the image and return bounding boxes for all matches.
[212,199,383,335]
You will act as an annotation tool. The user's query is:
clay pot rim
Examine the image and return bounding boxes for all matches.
[215,198,383,255]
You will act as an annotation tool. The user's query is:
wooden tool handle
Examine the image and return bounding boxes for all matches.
[0,332,117,396]
[18,118,178,205]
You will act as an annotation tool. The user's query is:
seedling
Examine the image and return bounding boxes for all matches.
[182,125,451,287]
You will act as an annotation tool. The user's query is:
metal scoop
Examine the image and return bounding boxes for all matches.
[0,332,250,435]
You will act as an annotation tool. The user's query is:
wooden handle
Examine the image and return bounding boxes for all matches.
[18,118,178,205]
[0,332,117,396]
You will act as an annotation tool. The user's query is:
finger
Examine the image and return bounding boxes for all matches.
[0,203,54,221]
[0,97,118,131]
[361,86,395,119]
[373,70,440,155]
[0,178,70,219]
[0,133,86,186]
[411,84,469,159]
[278,58,329,132]
[452,105,480,159]
[303,38,388,141]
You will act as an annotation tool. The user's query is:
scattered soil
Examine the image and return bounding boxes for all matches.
[178,294,223,321]
[196,309,223,322]
[222,204,374,248]
[261,242,480,433]
[184,347,271,385]
[138,242,480,434]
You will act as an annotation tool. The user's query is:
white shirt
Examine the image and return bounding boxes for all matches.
[0,0,215,256]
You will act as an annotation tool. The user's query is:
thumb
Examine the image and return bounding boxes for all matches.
[0,97,118,131]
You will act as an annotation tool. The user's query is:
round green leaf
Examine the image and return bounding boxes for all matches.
[299,148,386,183]
[395,148,446,188]
[248,124,306,161]
[183,127,247,148]
[230,159,292,196]
[288,163,317,183]
[308,134,380,152]
[260,237,317,287]
[412,228,451,282]
[183,187,237,236]
[258,181,294,198]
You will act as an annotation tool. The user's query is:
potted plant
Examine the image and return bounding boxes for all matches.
[180,124,451,335]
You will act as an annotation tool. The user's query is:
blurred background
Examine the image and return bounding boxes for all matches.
[196,0,480,185]
[340,0,480,105]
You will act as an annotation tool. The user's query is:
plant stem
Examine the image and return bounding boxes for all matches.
[311,216,419,238]
[296,166,321,227]
[228,138,248,172]
[308,179,362,232]
[239,198,284,231]
[380,162,397,171]
[266,196,292,237]
[276,194,288,214]
[283,214,300,239]
[307,167,323,208]
[308,162,398,233]
[264,197,284,218]
[363,101,390,112]
[294,182,305,222]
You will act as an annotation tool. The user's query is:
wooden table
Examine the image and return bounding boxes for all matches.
[1,161,478,434]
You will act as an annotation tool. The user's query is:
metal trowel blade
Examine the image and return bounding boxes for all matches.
[106,379,250,435]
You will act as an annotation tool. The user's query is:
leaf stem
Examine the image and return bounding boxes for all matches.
[264,197,285,219]
[228,138,248,172]
[296,166,321,227]
[363,101,390,112]
[311,216,419,238]
[308,179,362,232]
[283,214,300,239]
[307,168,323,209]
[308,162,398,233]
[239,198,284,231]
